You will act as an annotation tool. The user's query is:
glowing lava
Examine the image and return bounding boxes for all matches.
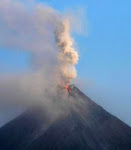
[65,85,72,95]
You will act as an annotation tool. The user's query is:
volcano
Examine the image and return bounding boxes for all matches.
[0,85,131,150]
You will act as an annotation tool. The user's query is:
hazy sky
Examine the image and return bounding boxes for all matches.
[0,0,131,125]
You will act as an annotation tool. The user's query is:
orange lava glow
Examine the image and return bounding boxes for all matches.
[65,85,72,94]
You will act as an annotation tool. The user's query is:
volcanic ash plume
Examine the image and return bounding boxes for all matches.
[0,0,80,109]
[56,19,79,86]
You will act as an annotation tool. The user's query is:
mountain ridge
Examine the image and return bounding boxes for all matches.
[0,85,131,150]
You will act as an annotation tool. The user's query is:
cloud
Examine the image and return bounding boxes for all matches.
[0,0,82,123]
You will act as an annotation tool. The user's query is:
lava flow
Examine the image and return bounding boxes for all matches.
[65,85,72,95]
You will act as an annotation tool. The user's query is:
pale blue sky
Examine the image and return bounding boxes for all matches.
[0,0,131,125]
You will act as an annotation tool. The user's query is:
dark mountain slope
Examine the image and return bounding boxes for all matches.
[0,85,131,150]
[27,112,102,150]
[0,108,49,150]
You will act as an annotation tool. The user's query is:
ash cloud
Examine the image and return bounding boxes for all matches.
[0,0,80,122]
[0,0,78,86]
[56,19,79,86]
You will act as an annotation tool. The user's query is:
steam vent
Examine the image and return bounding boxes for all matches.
[0,85,131,150]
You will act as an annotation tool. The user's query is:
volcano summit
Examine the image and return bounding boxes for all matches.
[0,85,131,150]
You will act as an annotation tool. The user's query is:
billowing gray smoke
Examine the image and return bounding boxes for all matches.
[56,19,79,86]
[0,0,79,87]
[0,0,80,123]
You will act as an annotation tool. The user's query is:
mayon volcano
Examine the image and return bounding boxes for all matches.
[0,85,131,150]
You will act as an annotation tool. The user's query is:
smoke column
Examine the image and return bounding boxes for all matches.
[56,19,79,86]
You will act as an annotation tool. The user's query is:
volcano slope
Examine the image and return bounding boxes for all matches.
[0,85,131,150]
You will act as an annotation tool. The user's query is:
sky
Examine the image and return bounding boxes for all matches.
[0,0,131,125]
